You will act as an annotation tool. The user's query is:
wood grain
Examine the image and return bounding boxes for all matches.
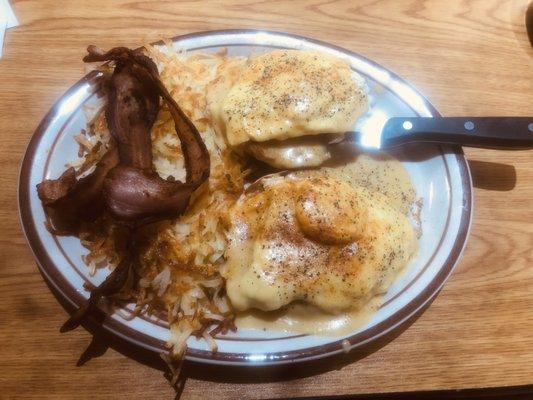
[1,0,532,399]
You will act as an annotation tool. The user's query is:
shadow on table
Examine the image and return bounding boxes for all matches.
[68,292,434,385]
[281,384,533,400]
[468,160,516,191]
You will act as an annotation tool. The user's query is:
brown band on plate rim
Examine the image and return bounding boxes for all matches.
[18,29,473,364]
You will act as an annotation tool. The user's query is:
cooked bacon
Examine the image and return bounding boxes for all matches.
[61,239,135,332]
[85,45,210,222]
[86,47,160,169]
[44,45,210,332]
[37,147,119,233]
[103,166,196,223]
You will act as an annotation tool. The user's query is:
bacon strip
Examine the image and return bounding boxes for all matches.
[37,147,119,233]
[86,45,210,222]
[38,45,210,331]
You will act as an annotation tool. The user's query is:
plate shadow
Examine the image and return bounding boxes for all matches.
[468,160,516,191]
[43,272,436,384]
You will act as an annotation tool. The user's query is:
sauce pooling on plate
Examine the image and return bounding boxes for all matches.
[236,297,383,336]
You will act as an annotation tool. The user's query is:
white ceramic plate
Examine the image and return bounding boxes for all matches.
[19,30,472,366]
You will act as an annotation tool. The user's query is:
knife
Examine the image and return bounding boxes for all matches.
[347,117,533,150]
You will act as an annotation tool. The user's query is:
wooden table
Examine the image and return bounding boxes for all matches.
[1,0,532,398]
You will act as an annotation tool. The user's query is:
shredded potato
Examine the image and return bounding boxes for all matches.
[79,45,246,358]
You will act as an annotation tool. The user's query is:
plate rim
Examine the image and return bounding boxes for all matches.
[18,29,473,366]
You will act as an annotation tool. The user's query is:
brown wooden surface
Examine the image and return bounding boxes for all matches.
[1,0,532,399]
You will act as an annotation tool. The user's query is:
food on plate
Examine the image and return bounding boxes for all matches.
[35,43,418,359]
[245,135,334,169]
[224,152,417,333]
[223,172,417,314]
[38,45,210,331]
[38,46,210,227]
[207,50,368,168]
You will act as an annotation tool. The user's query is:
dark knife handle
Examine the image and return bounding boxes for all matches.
[381,117,533,149]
